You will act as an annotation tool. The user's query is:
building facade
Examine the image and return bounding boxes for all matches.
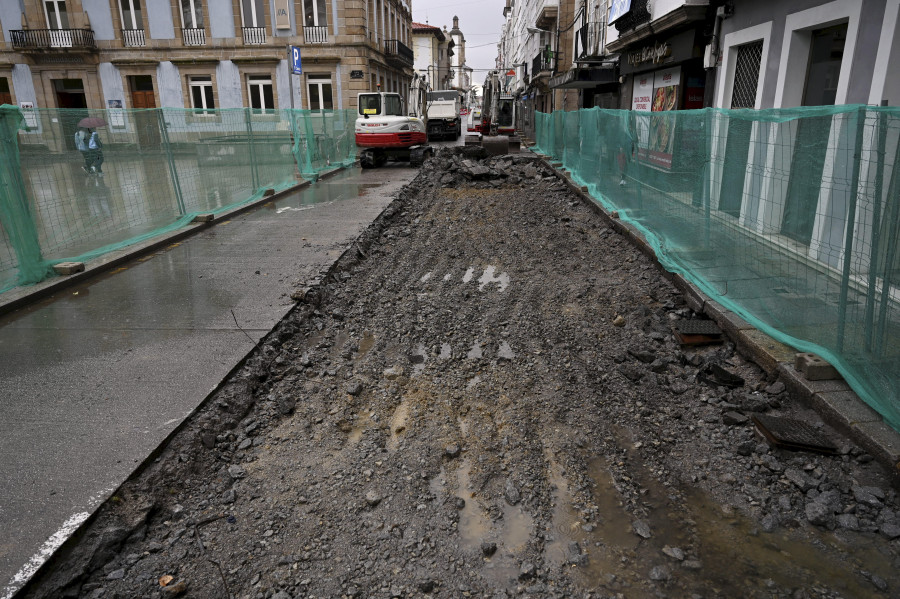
[0,0,415,117]
[411,21,452,90]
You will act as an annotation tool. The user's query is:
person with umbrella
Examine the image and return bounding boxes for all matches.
[76,117,107,175]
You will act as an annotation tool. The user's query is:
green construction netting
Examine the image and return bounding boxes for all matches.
[0,105,357,294]
[534,105,900,432]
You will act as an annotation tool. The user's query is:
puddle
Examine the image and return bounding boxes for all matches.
[467,341,483,359]
[429,467,447,504]
[466,376,481,390]
[458,416,469,437]
[456,458,490,546]
[386,400,409,451]
[438,343,452,360]
[345,412,372,445]
[497,341,515,360]
[478,266,510,292]
[500,502,533,551]
[443,273,452,281]
[357,331,375,356]
[409,344,428,376]
[463,267,475,283]
[546,458,588,567]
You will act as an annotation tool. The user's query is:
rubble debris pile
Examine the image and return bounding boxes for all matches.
[21,150,900,599]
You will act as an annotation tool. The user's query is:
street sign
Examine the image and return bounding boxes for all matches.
[290,45,302,75]
[505,69,515,76]
[350,70,364,79]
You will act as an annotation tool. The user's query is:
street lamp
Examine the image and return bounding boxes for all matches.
[526,26,549,34]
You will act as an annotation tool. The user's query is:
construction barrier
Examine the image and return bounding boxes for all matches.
[0,105,357,294]
[534,105,900,431]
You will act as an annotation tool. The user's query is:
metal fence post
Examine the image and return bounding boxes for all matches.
[836,106,867,352]
[156,108,186,216]
[245,108,259,190]
[864,108,888,352]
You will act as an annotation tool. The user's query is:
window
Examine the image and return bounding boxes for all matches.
[384,94,401,115]
[730,41,763,109]
[189,76,214,113]
[802,23,847,107]
[44,0,69,29]
[119,0,144,46]
[304,0,327,27]
[307,74,333,110]
[247,75,274,111]
[241,0,264,27]
[119,0,143,29]
[181,0,203,29]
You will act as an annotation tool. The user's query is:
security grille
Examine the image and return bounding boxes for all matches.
[730,40,763,109]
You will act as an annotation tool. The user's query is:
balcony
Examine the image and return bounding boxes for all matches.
[122,28,145,47]
[242,27,267,45]
[574,21,606,60]
[304,25,328,44]
[531,52,553,78]
[182,27,206,46]
[9,28,96,51]
[384,39,414,68]
[536,0,559,30]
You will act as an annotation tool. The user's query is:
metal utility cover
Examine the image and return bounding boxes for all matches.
[673,319,723,346]
[752,415,838,454]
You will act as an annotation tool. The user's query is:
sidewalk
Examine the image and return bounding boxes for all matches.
[0,164,418,599]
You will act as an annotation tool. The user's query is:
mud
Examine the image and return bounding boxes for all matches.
[20,149,900,599]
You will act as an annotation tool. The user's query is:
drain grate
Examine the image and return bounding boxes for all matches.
[673,320,723,346]
[752,415,838,454]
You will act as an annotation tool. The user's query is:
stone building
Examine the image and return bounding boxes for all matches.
[411,21,453,89]
[0,0,415,116]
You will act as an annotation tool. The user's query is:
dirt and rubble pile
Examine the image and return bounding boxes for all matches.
[22,149,900,599]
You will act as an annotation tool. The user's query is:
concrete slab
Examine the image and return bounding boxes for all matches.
[814,390,884,428]
[733,329,797,373]
[852,420,900,468]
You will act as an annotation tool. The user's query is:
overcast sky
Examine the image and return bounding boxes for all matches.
[413,0,506,76]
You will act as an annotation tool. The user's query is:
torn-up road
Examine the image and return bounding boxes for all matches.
[22,150,900,599]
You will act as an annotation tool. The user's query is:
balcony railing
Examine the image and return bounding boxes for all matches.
[384,39,414,67]
[242,26,266,45]
[10,28,96,50]
[182,27,206,46]
[575,21,606,60]
[304,25,327,44]
[531,52,553,77]
[122,28,145,47]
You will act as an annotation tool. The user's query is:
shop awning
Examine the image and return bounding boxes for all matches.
[549,67,617,89]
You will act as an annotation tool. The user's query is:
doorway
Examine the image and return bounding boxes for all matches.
[129,75,160,148]
[54,78,87,150]
[781,22,848,244]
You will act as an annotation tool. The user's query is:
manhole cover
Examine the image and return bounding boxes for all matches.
[673,320,723,346]
[674,320,722,336]
[752,415,838,454]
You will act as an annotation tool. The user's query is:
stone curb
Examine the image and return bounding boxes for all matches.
[542,158,900,481]
[0,165,350,318]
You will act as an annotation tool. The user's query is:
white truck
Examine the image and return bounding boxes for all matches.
[425,90,461,141]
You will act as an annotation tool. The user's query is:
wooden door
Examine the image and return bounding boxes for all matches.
[130,78,160,148]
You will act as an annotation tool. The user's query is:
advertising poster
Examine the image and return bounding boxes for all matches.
[107,99,125,128]
[638,66,680,170]
[19,101,37,129]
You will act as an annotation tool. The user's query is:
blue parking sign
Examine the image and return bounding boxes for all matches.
[290,45,302,75]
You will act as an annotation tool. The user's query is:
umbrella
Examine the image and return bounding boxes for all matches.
[77,117,107,128]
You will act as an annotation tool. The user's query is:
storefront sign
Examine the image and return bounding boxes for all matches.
[275,0,291,30]
[627,42,671,67]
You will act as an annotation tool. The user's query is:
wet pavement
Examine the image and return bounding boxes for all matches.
[0,162,420,599]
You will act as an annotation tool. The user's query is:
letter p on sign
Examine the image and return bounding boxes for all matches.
[291,45,303,75]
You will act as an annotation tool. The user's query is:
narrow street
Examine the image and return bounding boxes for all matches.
[19,149,900,599]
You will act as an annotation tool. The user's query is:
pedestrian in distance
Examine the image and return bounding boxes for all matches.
[74,127,92,174]
[87,128,104,175]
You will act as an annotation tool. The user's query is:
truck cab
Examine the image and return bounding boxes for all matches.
[425,90,461,141]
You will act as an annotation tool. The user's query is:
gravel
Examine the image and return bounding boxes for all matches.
[21,149,900,599]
